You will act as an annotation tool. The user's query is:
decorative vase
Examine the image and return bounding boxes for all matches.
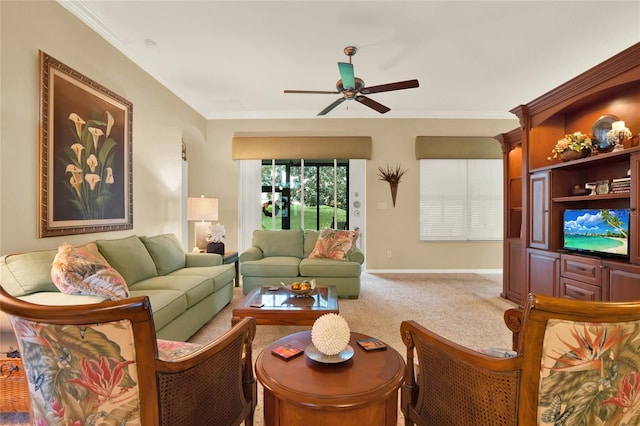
[206,241,225,255]
[561,148,591,162]
[389,182,398,207]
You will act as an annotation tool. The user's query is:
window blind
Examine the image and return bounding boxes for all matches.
[420,159,503,241]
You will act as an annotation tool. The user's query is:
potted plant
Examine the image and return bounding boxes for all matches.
[549,132,593,161]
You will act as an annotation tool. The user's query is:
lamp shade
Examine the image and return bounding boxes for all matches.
[187,196,218,221]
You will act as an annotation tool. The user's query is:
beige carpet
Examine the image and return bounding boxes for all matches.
[0,272,516,425]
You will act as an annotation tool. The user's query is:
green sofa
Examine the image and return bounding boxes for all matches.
[0,233,235,344]
[239,229,364,298]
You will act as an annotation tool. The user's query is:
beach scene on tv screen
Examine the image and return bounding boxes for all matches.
[563,209,629,255]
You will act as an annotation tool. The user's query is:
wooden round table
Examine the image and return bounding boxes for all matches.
[255,331,405,426]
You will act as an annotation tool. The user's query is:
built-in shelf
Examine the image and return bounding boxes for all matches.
[530,146,640,174]
[552,193,631,202]
[501,42,640,306]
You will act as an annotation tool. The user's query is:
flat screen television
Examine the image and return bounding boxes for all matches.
[563,209,630,258]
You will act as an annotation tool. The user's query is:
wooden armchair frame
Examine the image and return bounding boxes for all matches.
[401,293,640,425]
[0,287,257,425]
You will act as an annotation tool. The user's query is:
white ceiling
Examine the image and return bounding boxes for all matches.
[60,1,640,120]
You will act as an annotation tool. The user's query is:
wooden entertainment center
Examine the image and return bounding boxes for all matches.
[496,42,640,307]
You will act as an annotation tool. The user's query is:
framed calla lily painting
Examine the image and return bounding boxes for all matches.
[38,50,133,237]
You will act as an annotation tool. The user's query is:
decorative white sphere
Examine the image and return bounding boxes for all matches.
[311,313,351,355]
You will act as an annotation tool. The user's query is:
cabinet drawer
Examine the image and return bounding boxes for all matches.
[560,277,602,301]
[561,254,602,285]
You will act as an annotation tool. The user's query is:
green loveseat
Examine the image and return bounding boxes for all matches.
[239,229,364,298]
[0,233,235,345]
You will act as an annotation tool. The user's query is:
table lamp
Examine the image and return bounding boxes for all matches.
[187,196,218,252]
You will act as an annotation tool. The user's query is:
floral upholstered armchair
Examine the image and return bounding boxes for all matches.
[400,294,640,425]
[0,287,257,425]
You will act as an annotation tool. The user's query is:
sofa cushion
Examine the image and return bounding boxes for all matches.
[252,229,303,258]
[309,229,359,260]
[169,264,235,292]
[299,258,362,277]
[129,275,213,309]
[304,230,320,257]
[20,292,106,305]
[51,243,129,300]
[127,289,187,331]
[140,233,186,275]
[185,253,223,267]
[96,235,158,285]
[241,257,301,277]
[0,249,59,297]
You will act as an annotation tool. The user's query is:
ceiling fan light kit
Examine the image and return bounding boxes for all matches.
[284,46,419,116]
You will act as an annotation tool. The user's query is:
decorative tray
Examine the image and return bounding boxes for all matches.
[304,344,354,363]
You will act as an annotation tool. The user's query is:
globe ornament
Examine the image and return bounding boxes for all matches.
[311,313,351,355]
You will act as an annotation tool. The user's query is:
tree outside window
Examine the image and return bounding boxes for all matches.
[261,160,348,230]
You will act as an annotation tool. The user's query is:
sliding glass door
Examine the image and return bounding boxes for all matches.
[261,160,349,230]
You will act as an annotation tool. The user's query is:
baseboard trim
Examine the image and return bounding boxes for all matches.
[365,269,503,274]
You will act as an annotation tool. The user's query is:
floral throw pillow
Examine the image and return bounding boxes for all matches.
[51,243,129,300]
[309,229,359,260]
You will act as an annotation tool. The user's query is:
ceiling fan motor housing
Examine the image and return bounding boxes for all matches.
[337,77,365,99]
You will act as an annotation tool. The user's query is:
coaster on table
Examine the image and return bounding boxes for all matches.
[272,344,304,360]
[357,337,387,351]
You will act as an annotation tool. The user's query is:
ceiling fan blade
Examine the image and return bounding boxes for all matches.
[338,62,355,90]
[355,95,390,114]
[318,97,346,116]
[284,90,340,94]
[360,79,419,95]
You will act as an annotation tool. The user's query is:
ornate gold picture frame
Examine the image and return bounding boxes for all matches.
[38,50,133,237]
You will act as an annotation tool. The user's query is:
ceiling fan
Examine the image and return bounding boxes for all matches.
[284,46,420,116]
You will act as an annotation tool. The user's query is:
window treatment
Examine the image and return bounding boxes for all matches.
[414,136,502,159]
[232,136,372,160]
[416,136,503,241]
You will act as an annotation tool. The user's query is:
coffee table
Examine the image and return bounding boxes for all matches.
[255,330,405,426]
[231,286,339,326]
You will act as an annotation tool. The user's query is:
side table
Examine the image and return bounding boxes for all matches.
[223,251,239,287]
[255,331,404,425]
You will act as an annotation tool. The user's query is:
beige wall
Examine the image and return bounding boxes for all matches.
[193,118,517,270]
[0,1,206,254]
[1,1,519,270]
